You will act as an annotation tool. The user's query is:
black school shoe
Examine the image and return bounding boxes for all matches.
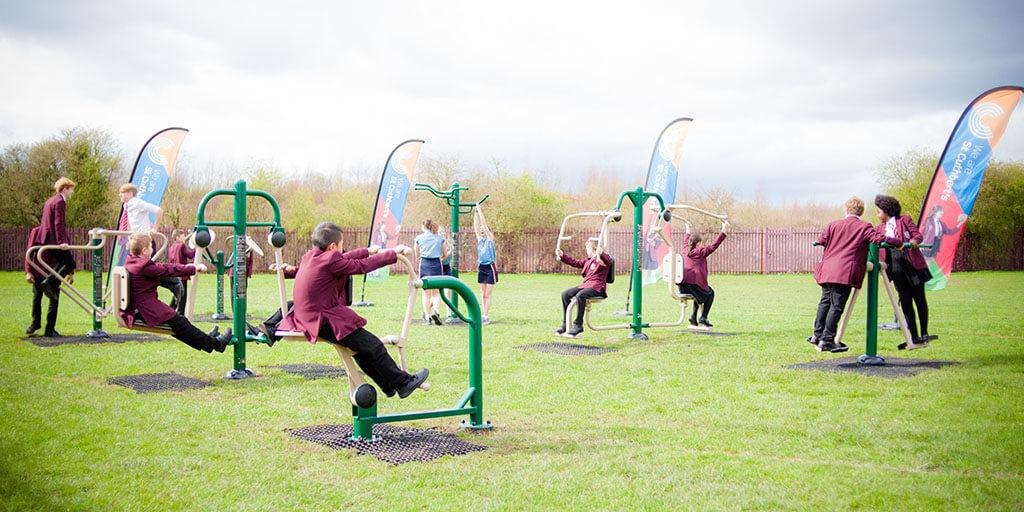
[830,342,849,353]
[398,368,430,399]
[430,313,442,326]
[25,323,40,335]
[924,334,939,341]
[566,325,584,337]
[806,335,818,347]
[555,325,566,335]
[698,319,713,328]
[817,340,836,352]
[214,328,233,353]
[43,329,61,338]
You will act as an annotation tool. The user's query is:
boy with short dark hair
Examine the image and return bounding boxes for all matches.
[278,222,429,399]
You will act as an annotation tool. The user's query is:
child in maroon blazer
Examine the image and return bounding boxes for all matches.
[37,177,77,297]
[556,238,614,337]
[277,222,428,399]
[810,197,900,352]
[24,227,62,337]
[166,229,196,315]
[678,221,728,328]
[124,234,231,353]
[874,194,934,348]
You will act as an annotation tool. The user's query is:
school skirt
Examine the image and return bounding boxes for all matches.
[478,263,498,284]
[420,257,444,277]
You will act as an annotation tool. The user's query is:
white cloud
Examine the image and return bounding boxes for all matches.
[0,0,1021,203]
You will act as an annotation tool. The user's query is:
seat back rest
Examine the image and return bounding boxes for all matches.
[112,267,129,311]
[606,257,615,284]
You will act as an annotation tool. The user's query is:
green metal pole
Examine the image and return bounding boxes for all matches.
[859,243,884,365]
[212,251,229,321]
[449,183,461,319]
[629,187,647,340]
[229,179,252,378]
[87,234,109,338]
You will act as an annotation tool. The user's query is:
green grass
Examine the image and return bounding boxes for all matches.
[1,270,1022,511]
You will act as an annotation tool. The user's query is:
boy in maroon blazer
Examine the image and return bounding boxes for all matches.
[37,177,78,298]
[24,227,62,336]
[125,234,231,353]
[678,221,728,328]
[874,194,934,347]
[166,229,196,315]
[810,197,900,352]
[277,222,429,399]
[556,238,615,337]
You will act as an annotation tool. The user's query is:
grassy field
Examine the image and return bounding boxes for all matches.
[0,270,1022,511]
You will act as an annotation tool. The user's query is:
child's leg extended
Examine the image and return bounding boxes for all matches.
[323,325,411,397]
[165,315,225,353]
[560,287,582,327]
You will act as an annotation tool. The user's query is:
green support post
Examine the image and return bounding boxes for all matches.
[194,179,285,379]
[859,243,884,365]
[348,275,491,441]
[86,232,110,338]
[212,251,229,321]
[612,186,667,341]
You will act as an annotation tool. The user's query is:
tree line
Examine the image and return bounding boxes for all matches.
[1,128,1021,254]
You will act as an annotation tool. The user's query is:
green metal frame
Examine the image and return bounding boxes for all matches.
[350,275,491,440]
[612,187,668,341]
[86,232,110,338]
[200,248,231,321]
[858,242,932,365]
[194,180,285,379]
[412,182,489,323]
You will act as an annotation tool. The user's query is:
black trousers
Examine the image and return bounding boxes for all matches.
[161,277,185,314]
[560,287,606,328]
[42,250,76,287]
[318,324,410,397]
[141,313,219,353]
[891,273,929,340]
[813,283,852,342]
[30,277,59,331]
[678,283,715,321]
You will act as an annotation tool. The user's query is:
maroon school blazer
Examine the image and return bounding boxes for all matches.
[125,254,196,325]
[38,194,70,245]
[278,247,397,343]
[167,242,197,265]
[814,216,899,289]
[874,216,928,271]
[560,252,614,293]
[681,232,726,291]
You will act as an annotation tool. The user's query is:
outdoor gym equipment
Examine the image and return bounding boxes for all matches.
[656,203,729,331]
[557,187,675,340]
[185,179,284,378]
[556,209,625,335]
[192,233,264,321]
[413,182,489,323]
[813,241,931,365]
[274,249,489,441]
[26,229,168,338]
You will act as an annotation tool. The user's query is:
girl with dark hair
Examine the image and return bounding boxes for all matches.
[678,221,727,328]
[873,194,936,348]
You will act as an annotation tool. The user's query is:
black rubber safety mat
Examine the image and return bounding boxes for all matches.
[785,356,959,378]
[515,342,617,356]
[266,363,346,380]
[23,333,164,347]
[108,372,212,393]
[287,424,487,465]
[683,331,738,337]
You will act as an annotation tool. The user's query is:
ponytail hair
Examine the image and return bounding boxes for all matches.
[422,219,438,233]
[689,233,703,250]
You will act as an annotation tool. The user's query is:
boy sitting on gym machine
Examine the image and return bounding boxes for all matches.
[125,233,232,353]
[555,238,615,337]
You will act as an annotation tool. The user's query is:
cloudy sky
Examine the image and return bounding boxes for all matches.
[1,0,1022,203]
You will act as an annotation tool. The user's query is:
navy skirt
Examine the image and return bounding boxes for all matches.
[478,263,498,284]
[420,257,444,277]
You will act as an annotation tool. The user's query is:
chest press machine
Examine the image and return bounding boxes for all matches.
[271,248,491,441]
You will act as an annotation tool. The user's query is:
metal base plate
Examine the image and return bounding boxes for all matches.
[23,333,164,347]
[352,301,374,307]
[266,363,346,380]
[515,342,617,356]
[108,372,212,393]
[785,356,958,378]
[286,424,487,465]
[225,368,256,380]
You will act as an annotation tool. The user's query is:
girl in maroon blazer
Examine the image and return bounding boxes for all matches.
[555,238,614,337]
[124,234,231,353]
[678,221,728,328]
[810,197,900,352]
[278,222,429,399]
[874,195,935,347]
